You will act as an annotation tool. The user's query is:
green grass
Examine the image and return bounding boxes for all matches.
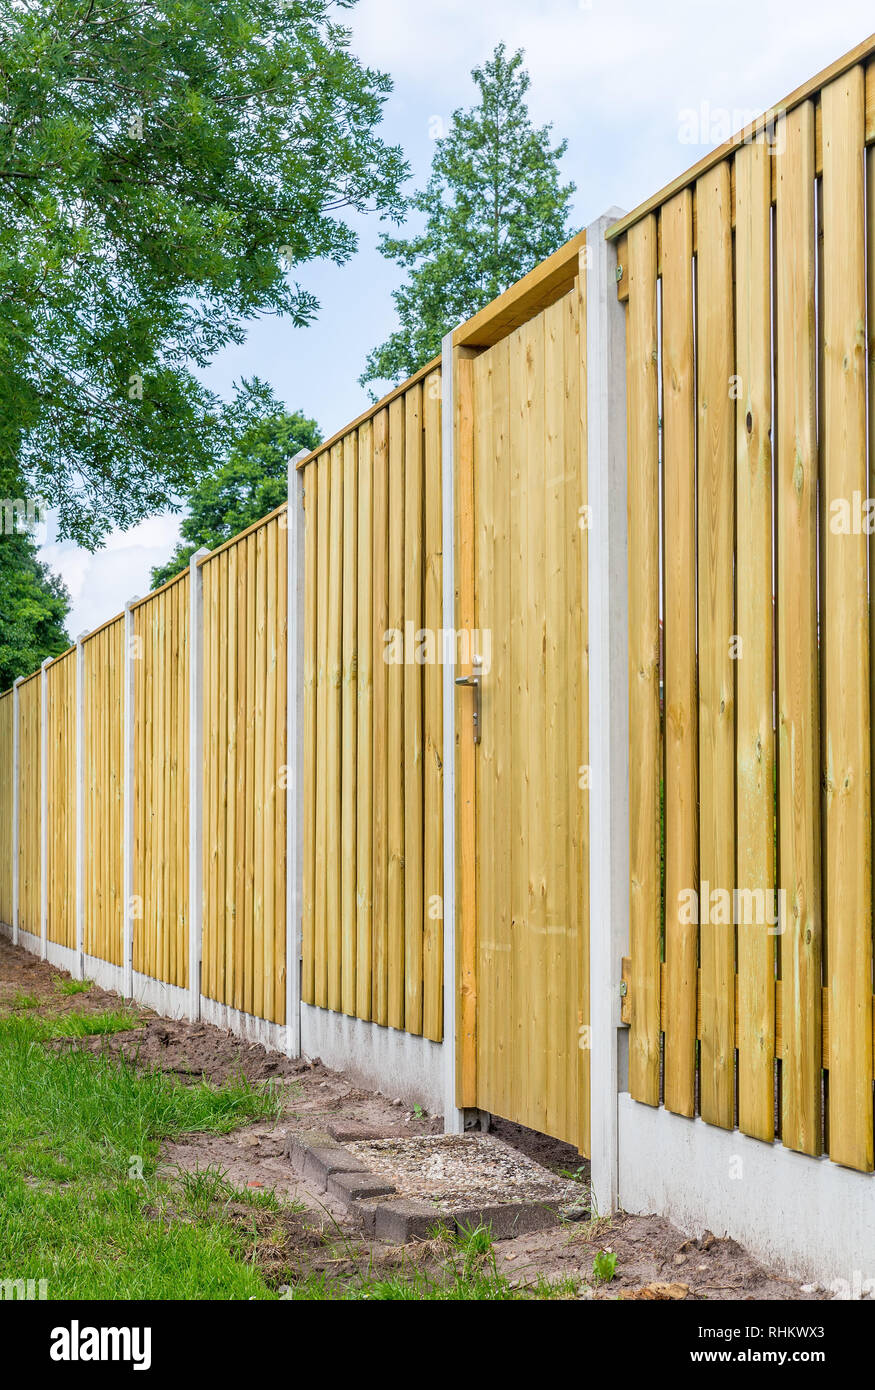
[0,1009,582,1301]
[8,991,39,1010]
[53,976,93,996]
[0,1009,284,1299]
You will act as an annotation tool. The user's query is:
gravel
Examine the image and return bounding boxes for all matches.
[346,1133,584,1210]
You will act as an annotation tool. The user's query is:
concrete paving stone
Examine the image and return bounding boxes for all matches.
[327,1171,397,1202]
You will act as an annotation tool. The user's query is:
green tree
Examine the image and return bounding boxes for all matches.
[150,402,321,587]
[0,531,71,688]
[361,43,575,390]
[0,0,406,547]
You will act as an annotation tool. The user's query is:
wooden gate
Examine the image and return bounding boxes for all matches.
[454,241,590,1152]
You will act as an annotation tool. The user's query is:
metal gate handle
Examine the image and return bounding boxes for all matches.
[455,655,482,745]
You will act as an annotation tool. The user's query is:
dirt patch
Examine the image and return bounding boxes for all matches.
[495,1212,826,1301]
[0,936,144,1021]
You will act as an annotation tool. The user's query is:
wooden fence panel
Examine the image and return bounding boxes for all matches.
[0,691,12,926]
[201,512,287,1026]
[623,59,875,1173]
[133,575,189,987]
[300,366,443,1040]
[83,619,124,965]
[46,650,77,949]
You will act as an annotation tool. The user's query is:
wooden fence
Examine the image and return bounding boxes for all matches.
[299,361,444,1041]
[618,56,875,1172]
[2,36,875,1195]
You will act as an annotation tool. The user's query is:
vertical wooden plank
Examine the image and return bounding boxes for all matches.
[661,189,699,1117]
[234,545,248,1010]
[776,101,822,1156]
[696,161,736,1130]
[263,522,278,1022]
[253,527,268,1019]
[356,424,374,1021]
[302,463,318,1006]
[735,138,776,1142]
[244,533,257,1016]
[473,349,495,1105]
[527,314,548,1135]
[156,605,168,981]
[326,444,344,1013]
[177,584,184,986]
[404,383,424,1033]
[572,260,590,1156]
[144,614,155,978]
[455,347,478,1108]
[164,593,175,984]
[423,373,444,1042]
[204,565,218,999]
[314,455,329,1007]
[224,546,238,1007]
[275,512,288,1026]
[625,213,662,1107]
[387,399,406,1030]
[822,70,873,1171]
[507,328,528,1125]
[341,433,358,1016]
[544,296,569,1140]
[371,414,390,1025]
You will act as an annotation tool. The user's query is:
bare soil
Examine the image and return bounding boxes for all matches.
[0,935,831,1300]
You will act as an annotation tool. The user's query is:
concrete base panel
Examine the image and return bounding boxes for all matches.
[618,1093,875,1287]
[301,1003,445,1116]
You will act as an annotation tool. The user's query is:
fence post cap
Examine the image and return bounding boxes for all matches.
[124,596,140,612]
[190,546,210,567]
[13,675,25,686]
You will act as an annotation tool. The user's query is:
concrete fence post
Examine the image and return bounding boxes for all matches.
[40,657,50,960]
[188,548,210,1021]
[585,209,631,1216]
[74,632,88,980]
[12,675,23,947]
[122,600,139,998]
[285,450,309,1057]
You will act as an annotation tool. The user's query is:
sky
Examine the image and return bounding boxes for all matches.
[41,0,875,637]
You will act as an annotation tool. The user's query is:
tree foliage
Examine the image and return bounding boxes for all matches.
[150,400,321,586]
[0,0,406,545]
[0,531,71,687]
[361,43,575,389]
